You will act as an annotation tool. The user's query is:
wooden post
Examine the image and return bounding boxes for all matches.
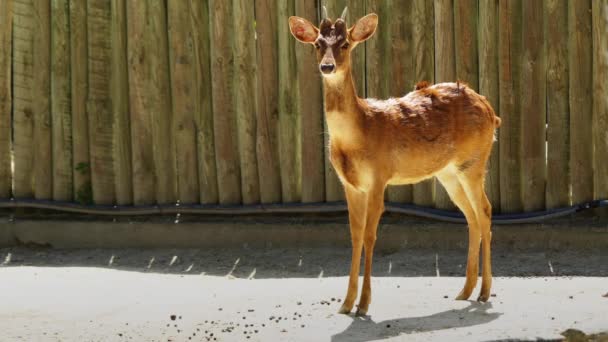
[592,0,608,200]
[0,0,12,198]
[277,0,301,202]
[32,0,52,200]
[569,0,594,204]
[51,0,72,201]
[233,0,261,204]
[386,0,413,203]
[479,0,500,211]
[498,0,523,213]
[454,0,478,90]
[87,0,115,204]
[297,0,325,203]
[12,0,34,198]
[70,0,91,204]
[412,0,435,207]
[255,0,282,204]
[433,0,456,210]
[196,1,219,204]
[545,0,569,209]
[209,0,242,204]
[111,0,133,205]
[167,0,202,204]
[521,0,546,211]
[347,0,366,97]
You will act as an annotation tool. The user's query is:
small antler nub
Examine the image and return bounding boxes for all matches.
[340,7,348,21]
[322,6,329,20]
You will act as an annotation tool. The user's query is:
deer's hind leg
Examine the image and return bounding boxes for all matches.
[457,164,493,302]
[436,171,480,301]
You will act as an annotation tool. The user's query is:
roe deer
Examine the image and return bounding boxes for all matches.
[289,8,501,316]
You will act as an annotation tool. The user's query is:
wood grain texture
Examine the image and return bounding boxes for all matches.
[411,0,435,207]
[87,0,115,204]
[32,0,51,200]
[167,0,201,204]
[569,0,593,204]
[498,0,523,213]
[545,0,569,209]
[347,0,366,97]
[210,0,241,204]
[454,0,478,90]
[386,0,413,203]
[233,0,260,204]
[110,0,132,205]
[296,0,325,203]
[126,0,155,204]
[0,0,12,198]
[51,0,72,201]
[277,0,301,202]
[592,0,608,200]
[254,0,281,204]
[196,0,219,204]
[521,0,546,211]
[433,0,455,210]
[70,0,91,204]
[479,0,500,211]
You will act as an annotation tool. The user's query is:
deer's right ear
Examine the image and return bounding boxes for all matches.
[289,16,319,44]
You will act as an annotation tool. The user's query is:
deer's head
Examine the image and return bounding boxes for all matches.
[289,8,378,77]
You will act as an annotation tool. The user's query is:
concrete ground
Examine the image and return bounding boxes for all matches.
[0,247,606,342]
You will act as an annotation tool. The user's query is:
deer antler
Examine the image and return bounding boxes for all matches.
[322,6,328,20]
[340,7,348,21]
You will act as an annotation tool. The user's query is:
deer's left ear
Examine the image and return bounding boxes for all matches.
[289,16,319,44]
[349,13,378,42]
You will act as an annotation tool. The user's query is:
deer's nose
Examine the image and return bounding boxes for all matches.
[320,63,335,74]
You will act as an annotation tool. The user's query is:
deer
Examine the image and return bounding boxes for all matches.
[289,8,501,316]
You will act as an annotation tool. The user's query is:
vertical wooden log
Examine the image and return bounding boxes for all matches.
[297,0,325,203]
[277,0,301,202]
[569,0,593,204]
[148,0,176,204]
[110,0,132,205]
[87,0,115,204]
[412,0,435,207]
[592,0,608,200]
[167,0,201,204]
[126,0,154,204]
[498,0,523,213]
[434,0,455,210]
[233,0,260,204]
[195,1,219,204]
[32,0,51,200]
[0,0,12,198]
[324,0,347,202]
[12,0,34,198]
[347,0,366,97]
[255,0,282,204]
[70,0,91,204]
[454,0,478,90]
[386,0,413,203]
[479,0,500,211]
[521,0,546,211]
[545,0,569,209]
[209,0,241,204]
[51,0,72,201]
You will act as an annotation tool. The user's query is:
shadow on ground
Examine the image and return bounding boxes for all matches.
[332,302,501,342]
[0,246,605,279]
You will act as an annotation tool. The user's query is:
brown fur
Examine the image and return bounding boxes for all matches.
[290,13,500,316]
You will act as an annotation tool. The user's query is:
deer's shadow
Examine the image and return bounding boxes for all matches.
[331,301,501,342]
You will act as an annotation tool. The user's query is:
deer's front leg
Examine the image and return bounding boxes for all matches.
[356,184,385,316]
[338,185,368,314]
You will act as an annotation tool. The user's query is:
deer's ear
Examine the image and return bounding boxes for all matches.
[289,16,319,44]
[349,13,378,42]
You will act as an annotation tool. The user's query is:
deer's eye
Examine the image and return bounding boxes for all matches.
[341,42,350,50]
[314,42,321,49]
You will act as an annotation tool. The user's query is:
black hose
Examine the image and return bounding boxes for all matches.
[0,198,605,225]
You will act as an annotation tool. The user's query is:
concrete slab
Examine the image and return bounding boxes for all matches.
[0,248,606,341]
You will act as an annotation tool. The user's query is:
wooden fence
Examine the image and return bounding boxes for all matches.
[0,0,606,214]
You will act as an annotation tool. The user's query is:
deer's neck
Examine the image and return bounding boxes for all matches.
[323,70,364,143]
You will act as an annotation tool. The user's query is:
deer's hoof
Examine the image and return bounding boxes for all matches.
[455,291,472,301]
[338,303,352,314]
[355,305,368,316]
[477,293,490,302]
